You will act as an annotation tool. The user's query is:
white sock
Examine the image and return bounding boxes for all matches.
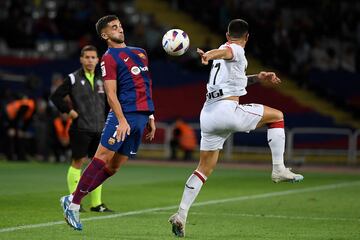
[68,203,80,211]
[267,128,286,171]
[178,170,207,220]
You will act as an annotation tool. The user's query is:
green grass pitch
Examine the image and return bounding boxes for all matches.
[0,160,359,239]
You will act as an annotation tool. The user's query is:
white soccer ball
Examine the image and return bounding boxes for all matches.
[162,29,190,56]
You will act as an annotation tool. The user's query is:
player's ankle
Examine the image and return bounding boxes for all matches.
[69,203,81,211]
[272,164,285,172]
[178,208,187,221]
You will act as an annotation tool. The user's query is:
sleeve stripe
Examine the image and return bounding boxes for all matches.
[225,46,234,60]
[69,73,75,85]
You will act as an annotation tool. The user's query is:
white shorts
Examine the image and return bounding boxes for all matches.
[200,100,264,151]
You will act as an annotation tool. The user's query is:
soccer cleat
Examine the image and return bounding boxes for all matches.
[64,207,82,231]
[271,168,304,183]
[60,195,72,213]
[90,203,114,212]
[169,213,186,237]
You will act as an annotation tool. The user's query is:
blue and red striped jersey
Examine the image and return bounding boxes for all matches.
[100,46,154,113]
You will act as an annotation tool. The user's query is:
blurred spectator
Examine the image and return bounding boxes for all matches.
[52,112,71,163]
[3,95,35,161]
[170,118,197,161]
[33,97,51,162]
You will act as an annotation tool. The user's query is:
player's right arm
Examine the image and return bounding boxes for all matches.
[101,54,130,142]
[247,72,281,86]
[49,78,78,119]
[197,47,233,65]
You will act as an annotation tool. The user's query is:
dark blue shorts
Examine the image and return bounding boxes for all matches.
[100,111,149,157]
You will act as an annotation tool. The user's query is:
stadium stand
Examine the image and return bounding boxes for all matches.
[0,0,359,163]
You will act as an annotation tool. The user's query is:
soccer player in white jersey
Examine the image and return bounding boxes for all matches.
[169,19,304,237]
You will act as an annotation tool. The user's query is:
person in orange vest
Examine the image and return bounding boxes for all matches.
[170,118,197,160]
[4,95,35,161]
[53,113,72,163]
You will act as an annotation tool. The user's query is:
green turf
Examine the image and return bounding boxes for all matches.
[0,160,359,239]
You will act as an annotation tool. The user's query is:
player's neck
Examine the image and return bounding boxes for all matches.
[108,42,127,48]
[228,40,246,48]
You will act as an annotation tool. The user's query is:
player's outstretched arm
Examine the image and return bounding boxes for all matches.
[247,71,281,86]
[146,115,156,141]
[197,48,233,65]
[104,80,130,142]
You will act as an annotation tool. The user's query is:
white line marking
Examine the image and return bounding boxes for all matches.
[0,181,359,233]
[153,212,360,222]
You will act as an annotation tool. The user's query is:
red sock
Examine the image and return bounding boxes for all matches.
[87,166,114,192]
[72,158,105,204]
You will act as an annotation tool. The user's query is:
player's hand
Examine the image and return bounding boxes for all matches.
[258,71,281,84]
[69,109,79,119]
[116,118,131,142]
[197,48,209,65]
[146,118,156,141]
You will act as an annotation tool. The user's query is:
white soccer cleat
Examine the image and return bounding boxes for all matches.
[271,168,304,183]
[169,213,186,237]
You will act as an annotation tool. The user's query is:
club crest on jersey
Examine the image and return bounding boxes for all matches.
[138,53,146,59]
[131,66,148,75]
[108,137,116,145]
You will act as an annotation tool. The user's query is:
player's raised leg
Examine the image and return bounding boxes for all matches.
[256,106,303,183]
[169,150,219,237]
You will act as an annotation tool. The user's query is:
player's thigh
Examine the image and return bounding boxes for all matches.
[256,105,283,128]
[69,130,93,159]
[233,103,264,132]
[200,131,231,151]
[99,112,123,153]
[117,112,149,157]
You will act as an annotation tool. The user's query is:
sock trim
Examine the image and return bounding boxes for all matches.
[92,157,106,165]
[268,120,284,129]
[193,170,206,183]
[103,166,115,176]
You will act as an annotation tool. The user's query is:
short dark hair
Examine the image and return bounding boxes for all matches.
[80,45,98,57]
[227,19,249,38]
[95,15,119,37]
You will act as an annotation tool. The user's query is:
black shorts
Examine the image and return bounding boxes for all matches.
[69,130,101,159]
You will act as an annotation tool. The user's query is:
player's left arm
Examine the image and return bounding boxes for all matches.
[104,80,131,142]
[247,71,281,86]
[146,114,156,141]
[197,48,233,65]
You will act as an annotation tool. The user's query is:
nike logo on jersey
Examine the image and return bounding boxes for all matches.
[130,151,137,155]
[80,189,88,194]
[81,80,85,85]
[185,184,195,189]
[268,139,272,143]
[124,57,129,62]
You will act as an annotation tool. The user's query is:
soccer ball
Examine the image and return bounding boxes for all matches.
[162,29,190,56]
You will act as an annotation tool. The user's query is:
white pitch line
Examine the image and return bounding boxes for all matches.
[0,181,359,233]
[189,212,360,222]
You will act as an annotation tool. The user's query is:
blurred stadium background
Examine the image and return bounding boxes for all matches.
[1,0,360,239]
[0,0,359,165]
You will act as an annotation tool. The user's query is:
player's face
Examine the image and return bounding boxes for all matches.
[104,20,125,44]
[80,50,99,72]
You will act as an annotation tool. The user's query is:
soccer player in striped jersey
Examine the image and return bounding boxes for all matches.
[169,19,303,237]
[60,15,156,231]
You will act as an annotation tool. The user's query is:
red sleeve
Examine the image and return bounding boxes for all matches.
[225,43,234,61]
[101,54,117,81]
